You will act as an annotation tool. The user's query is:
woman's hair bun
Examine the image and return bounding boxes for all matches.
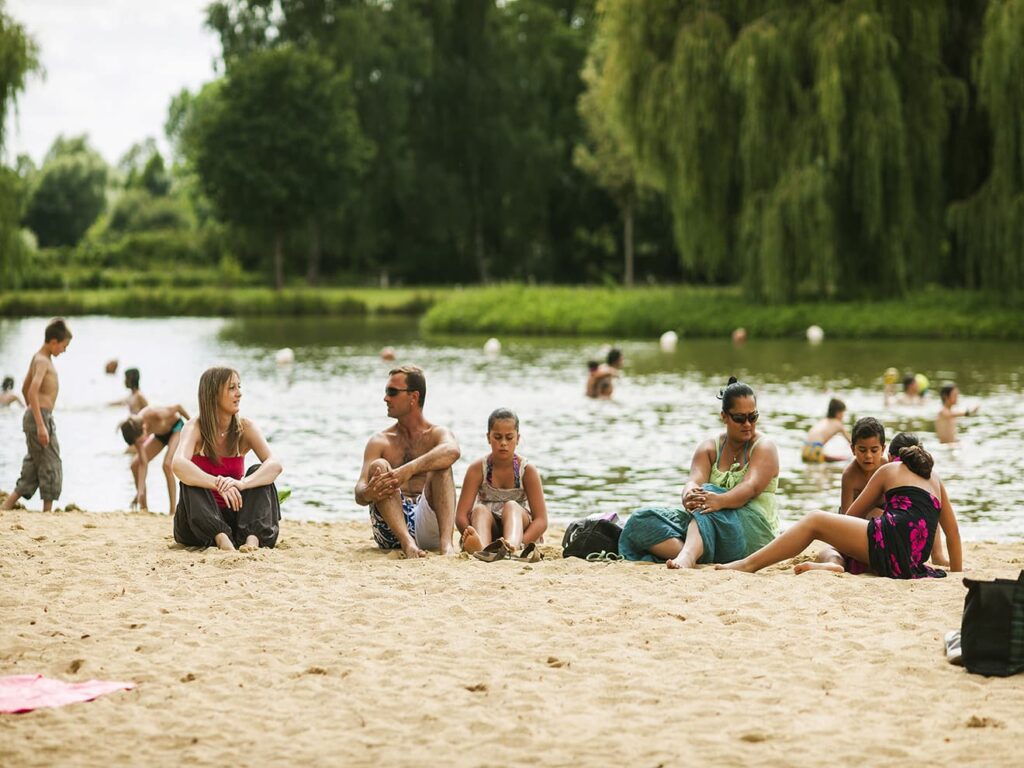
[727,376,738,385]
[898,444,934,479]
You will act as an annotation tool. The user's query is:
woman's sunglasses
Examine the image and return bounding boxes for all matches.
[384,387,411,397]
[726,411,759,424]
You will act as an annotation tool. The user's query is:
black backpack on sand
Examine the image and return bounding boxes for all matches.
[562,518,623,560]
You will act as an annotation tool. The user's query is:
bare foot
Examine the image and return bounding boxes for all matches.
[239,535,260,553]
[400,540,426,559]
[461,526,483,554]
[667,552,697,569]
[214,532,236,551]
[715,560,754,572]
[794,561,844,574]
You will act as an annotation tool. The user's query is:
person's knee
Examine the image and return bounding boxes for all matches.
[368,458,392,479]
[501,501,523,521]
[804,511,829,535]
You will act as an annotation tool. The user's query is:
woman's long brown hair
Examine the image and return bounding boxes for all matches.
[197,367,241,465]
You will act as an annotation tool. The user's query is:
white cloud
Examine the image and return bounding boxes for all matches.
[3,0,220,165]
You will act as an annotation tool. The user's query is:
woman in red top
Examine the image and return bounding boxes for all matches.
[171,367,283,551]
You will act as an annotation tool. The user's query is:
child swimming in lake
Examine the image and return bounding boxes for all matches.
[802,398,850,463]
[456,407,548,560]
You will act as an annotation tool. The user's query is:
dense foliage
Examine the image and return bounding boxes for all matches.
[3,0,1022,303]
[599,0,1024,299]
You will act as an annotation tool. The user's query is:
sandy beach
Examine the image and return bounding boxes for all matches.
[1,508,1022,767]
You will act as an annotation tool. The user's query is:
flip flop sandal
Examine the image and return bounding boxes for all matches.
[473,539,512,563]
[517,542,543,563]
[585,550,623,562]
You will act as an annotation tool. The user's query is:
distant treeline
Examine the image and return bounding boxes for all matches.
[1,1,1023,302]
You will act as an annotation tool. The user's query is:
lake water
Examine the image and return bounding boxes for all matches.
[1,316,1022,540]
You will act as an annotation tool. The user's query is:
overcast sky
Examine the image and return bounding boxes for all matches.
[4,0,220,166]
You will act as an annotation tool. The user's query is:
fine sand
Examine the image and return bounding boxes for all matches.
[1,508,1023,767]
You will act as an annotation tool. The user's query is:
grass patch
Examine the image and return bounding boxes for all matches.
[0,287,449,318]
[421,284,1024,340]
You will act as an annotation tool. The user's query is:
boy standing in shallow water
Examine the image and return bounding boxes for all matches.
[1,318,72,512]
[935,382,979,444]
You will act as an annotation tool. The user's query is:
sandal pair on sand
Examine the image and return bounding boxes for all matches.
[472,539,543,563]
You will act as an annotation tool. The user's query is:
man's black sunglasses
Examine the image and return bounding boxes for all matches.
[385,387,411,397]
[726,411,759,424]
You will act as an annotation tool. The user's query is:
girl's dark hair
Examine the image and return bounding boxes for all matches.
[827,398,846,418]
[889,432,934,478]
[939,383,957,402]
[851,417,885,445]
[487,407,519,431]
[2,376,13,391]
[717,376,755,411]
[125,368,140,389]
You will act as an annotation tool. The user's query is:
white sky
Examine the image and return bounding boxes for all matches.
[3,0,220,166]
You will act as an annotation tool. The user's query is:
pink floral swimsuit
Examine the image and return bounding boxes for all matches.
[862,486,946,579]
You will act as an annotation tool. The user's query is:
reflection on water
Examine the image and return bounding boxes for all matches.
[1,316,1022,540]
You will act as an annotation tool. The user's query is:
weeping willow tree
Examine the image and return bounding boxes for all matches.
[948,0,1024,293]
[0,2,40,288]
[599,0,993,300]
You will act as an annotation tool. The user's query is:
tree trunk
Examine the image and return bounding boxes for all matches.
[273,231,284,290]
[623,200,635,286]
[306,219,321,286]
[474,216,488,283]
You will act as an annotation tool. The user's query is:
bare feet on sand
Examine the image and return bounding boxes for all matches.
[239,535,260,553]
[667,552,697,569]
[715,561,754,572]
[400,539,427,559]
[461,526,483,554]
[793,561,844,574]
[214,532,236,551]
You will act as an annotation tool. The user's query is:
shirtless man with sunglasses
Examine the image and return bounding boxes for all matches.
[354,365,460,558]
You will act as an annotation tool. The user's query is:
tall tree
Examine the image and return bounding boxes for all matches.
[0,1,40,286]
[23,135,109,248]
[599,0,983,300]
[183,44,370,288]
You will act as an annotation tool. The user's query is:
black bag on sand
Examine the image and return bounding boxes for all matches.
[960,570,1024,677]
[562,518,622,560]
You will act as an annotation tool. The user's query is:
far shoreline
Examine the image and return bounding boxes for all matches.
[1,284,1022,340]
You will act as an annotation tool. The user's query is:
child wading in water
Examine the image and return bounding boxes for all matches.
[802,398,850,463]
[456,408,548,561]
[935,382,979,444]
[719,432,962,578]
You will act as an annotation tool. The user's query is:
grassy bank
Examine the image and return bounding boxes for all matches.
[421,285,1024,339]
[0,286,447,318]
[2,284,1021,339]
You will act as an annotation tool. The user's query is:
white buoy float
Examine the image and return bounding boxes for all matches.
[484,337,502,356]
[659,330,678,353]
[274,347,295,365]
[806,325,825,344]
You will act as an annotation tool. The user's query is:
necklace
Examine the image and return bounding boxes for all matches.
[726,438,749,469]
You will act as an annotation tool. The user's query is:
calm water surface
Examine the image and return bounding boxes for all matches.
[1,316,1022,540]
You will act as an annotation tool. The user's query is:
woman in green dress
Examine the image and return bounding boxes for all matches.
[618,377,780,568]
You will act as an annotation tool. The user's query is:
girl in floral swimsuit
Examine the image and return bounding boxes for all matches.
[455,407,548,555]
[719,433,962,578]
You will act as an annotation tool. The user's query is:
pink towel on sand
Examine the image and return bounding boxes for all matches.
[0,675,135,714]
